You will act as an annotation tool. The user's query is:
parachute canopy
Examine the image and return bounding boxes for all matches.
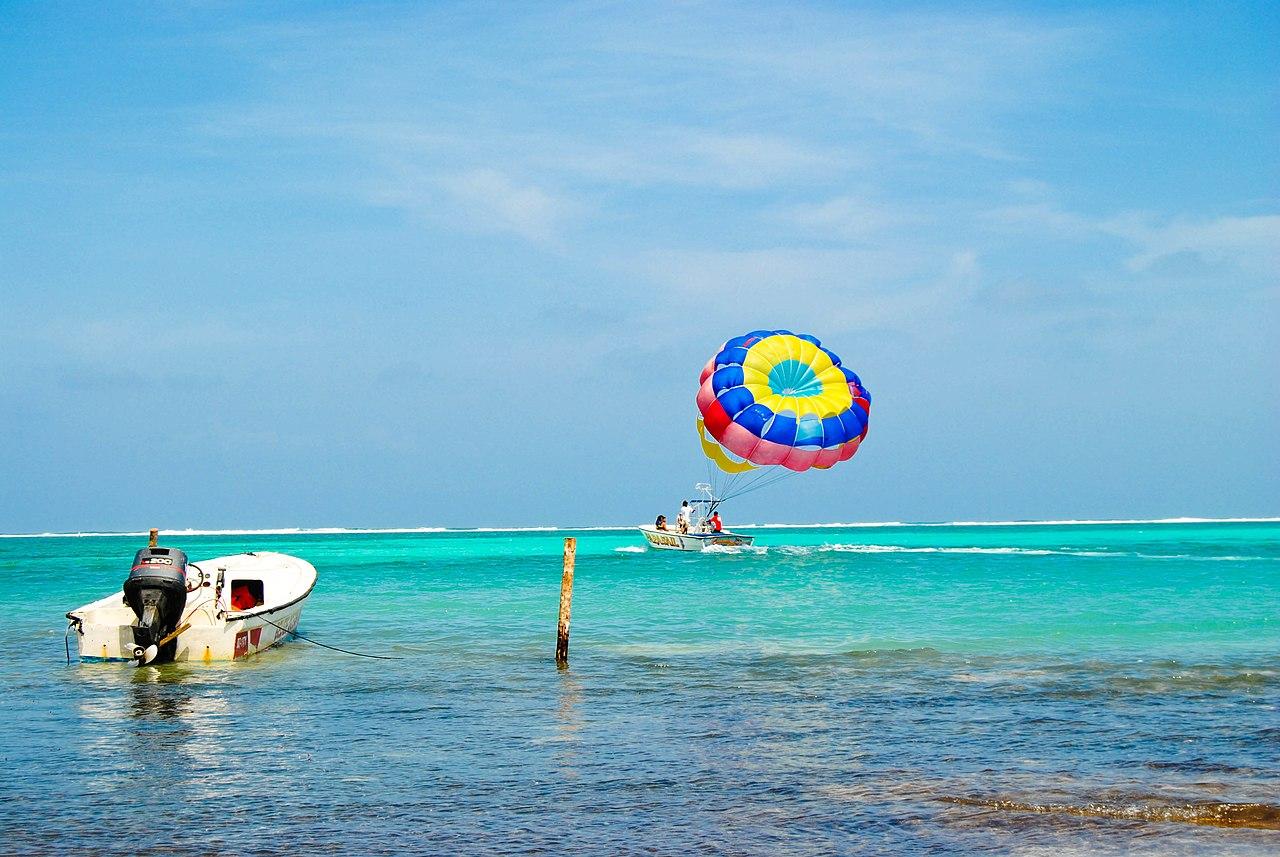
[697,329,870,474]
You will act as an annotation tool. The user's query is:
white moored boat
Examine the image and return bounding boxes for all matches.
[638,484,756,551]
[66,546,317,664]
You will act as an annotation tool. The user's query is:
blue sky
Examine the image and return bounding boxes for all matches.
[1,1,1276,530]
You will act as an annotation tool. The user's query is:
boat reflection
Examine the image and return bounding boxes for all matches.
[76,663,238,800]
[551,670,584,776]
[127,664,202,721]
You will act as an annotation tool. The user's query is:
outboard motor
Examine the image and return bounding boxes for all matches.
[123,547,188,665]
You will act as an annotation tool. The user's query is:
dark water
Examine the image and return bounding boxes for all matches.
[3,522,1278,854]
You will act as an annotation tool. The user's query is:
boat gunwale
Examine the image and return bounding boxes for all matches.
[223,572,317,622]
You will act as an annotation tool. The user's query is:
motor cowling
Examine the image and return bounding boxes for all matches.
[123,547,188,664]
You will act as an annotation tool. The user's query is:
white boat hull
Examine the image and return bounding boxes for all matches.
[637,527,755,551]
[67,551,316,663]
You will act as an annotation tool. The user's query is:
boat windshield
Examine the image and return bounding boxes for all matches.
[681,487,722,531]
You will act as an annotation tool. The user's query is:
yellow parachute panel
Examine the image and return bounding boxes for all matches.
[697,418,758,474]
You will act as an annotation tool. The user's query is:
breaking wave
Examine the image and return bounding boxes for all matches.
[791,544,1119,556]
[698,543,1276,561]
[5,517,1276,538]
[0,525,617,538]
[738,517,1280,529]
[702,544,769,555]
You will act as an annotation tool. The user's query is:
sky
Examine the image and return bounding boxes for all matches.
[0,1,1276,531]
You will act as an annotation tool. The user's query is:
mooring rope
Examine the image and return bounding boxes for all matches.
[256,614,403,660]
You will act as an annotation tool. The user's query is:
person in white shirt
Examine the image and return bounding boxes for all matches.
[677,500,691,534]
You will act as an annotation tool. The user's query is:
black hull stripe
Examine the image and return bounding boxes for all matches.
[224,573,317,623]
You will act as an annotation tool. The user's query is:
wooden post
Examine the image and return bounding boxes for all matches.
[148,528,158,547]
[555,537,576,667]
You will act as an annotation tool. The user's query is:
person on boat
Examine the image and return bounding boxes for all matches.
[709,511,723,533]
[654,514,668,530]
[677,501,691,534]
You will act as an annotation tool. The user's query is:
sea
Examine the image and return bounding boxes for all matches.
[2,520,1277,855]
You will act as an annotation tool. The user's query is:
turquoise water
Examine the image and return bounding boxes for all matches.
[2,521,1277,854]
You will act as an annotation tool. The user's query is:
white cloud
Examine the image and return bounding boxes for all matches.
[983,201,1092,236]
[181,4,1275,322]
[985,201,1280,275]
[39,317,284,362]
[1007,178,1054,198]
[776,196,914,240]
[199,4,1095,204]
[437,169,577,244]
[499,127,849,191]
[677,131,841,189]
[1103,213,1280,274]
[625,244,974,338]
[586,7,1096,160]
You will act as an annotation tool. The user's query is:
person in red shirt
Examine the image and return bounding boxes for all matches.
[709,511,723,533]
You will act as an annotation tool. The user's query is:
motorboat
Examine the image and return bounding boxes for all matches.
[66,545,317,665]
[636,527,755,551]
[637,484,756,551]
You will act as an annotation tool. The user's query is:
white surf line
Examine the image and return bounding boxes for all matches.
[3,517,1277,538]
[0,525,638,538]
